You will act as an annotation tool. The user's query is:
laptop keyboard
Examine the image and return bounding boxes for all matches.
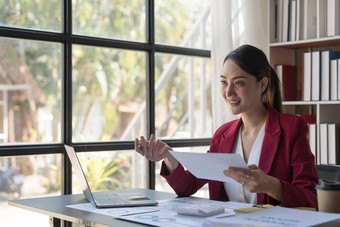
[94,193,127,205]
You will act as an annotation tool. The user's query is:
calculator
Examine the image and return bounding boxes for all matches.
[171,205,225,217]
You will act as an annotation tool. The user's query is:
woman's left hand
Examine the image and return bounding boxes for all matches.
[223,164,283,201]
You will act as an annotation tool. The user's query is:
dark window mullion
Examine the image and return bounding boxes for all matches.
[63,0,72,199]
[155,44,211,58]
[63,0,73,226]
[146,0,156,190]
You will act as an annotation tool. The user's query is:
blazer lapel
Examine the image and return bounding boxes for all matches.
[219,119,242,154]
[259,105,281,175]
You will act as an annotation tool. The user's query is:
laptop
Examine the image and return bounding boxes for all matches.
[64,145,158,208]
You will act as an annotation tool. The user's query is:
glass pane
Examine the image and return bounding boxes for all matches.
[0,154,62,226]
[155,0,211,49]
[73,0,146,41]
[73,150,147,193]
[72,45,146,142]
[155,53,212,139]
[0,38,62,144]
[155,146,209,198]
[0,0,61,32]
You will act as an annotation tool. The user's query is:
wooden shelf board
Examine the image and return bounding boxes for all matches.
[283,101,340,105]
[270,36,340,49]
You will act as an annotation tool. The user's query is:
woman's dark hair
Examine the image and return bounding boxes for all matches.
[223,44,282,112]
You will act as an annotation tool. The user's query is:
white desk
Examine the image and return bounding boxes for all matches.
[9,188,176,227]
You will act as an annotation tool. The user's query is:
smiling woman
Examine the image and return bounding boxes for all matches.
[135,44,318,209]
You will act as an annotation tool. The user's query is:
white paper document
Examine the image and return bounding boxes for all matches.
[168,150,248,182]
[205,206,340,227]
[119,197,243,227]
[66,203,160,218]
[67,197,245,227]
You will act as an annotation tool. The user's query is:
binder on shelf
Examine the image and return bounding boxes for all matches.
[282,0,290,42]
[327,123,340,165]
[276,64,297,101]
[319,123,328,165]
[308,124,316,159]
[326,0,340,37]
[302,52,312,101]
[338,59,340,100]
[321,50,340,101]
[300,114,316,124]
[303,0,317,40]
[312,51,321,101]
[316,0,327,38]
[296,0,304,40]
[330,59,338,100]
[289,0,297,41]
[271,0,279,43]
[277,0,283,42]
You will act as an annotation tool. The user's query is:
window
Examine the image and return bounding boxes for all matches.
[0,0,211,226]
[0,38,62,144]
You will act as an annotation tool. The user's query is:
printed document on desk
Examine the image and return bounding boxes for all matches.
[205,206,340,227]
[118,197,252,227]
[168,150,248,182]
[66,203,160,218]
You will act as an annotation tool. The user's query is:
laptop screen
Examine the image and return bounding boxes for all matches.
[64,145,96,203]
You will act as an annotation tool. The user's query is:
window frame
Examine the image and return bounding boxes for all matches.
[0,0,211,194]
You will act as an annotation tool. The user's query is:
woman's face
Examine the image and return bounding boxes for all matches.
[220,59,267,115]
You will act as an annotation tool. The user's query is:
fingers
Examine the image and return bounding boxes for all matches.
[140,136,153,159]
[149,134,156,151]
[223,167,253,185]
[134,134,172,162]
[134,134,157,160]
[135,138,143,155]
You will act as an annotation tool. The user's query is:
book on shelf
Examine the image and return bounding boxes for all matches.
[302,52,312,101]
[308,124,316,159]
[289,0,297,41]
[327,123,340,165]
[299,114,316,124]
[330,59,338,100]
[338,59,340,100]
[276,64,297,101]
[303,0,317,40]
[312,51,321,101]
[282,0,290,42]
[296,0,304,40]
[319,123,328,165]
[317,0,327,38]
[277,0,283,42]
[271,0,279,42]
[321,51,340,101]
[326,0,340,37]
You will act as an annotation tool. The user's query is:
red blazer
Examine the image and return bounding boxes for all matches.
[161,104,318,208]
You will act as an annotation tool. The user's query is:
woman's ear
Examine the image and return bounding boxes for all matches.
[259,77,269,93]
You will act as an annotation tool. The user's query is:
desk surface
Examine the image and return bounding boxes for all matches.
[9,188,177,227]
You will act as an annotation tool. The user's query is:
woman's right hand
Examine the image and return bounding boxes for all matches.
[134,134,179,172]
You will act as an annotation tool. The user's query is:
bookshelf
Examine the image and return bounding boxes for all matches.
[269,0,340,165]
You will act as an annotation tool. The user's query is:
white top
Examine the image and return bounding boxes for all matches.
[223,123,265,204]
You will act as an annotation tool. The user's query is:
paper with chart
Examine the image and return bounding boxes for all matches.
[67,197,251,227]
[118,197,252,227]
[168,150,248,182]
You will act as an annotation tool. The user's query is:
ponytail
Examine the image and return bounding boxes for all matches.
[262,67,282,113]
